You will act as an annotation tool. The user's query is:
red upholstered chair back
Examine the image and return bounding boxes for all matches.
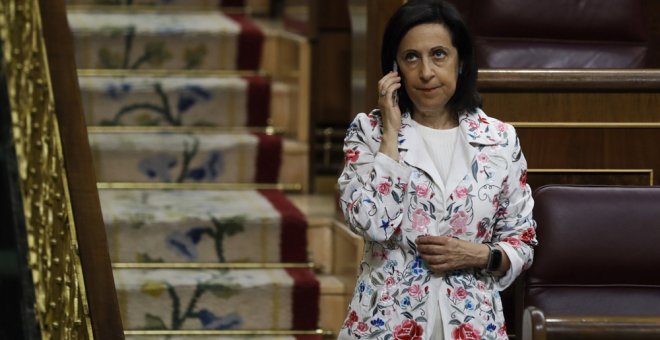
[448,0,650,68]
[526,185,660,316]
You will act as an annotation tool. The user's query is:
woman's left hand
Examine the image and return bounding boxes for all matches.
[416,235,489,273]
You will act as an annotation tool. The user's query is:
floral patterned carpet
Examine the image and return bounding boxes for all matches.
[67,0,321,337]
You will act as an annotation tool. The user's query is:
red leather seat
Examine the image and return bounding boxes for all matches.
[526,185,660,316]
[448,0,650,68]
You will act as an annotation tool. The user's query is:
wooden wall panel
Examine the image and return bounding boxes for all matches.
[516,128,659,187]
[483,92,660,123]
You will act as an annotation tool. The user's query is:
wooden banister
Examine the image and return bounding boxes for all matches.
[0,0,124,337]
[38,0,124,337]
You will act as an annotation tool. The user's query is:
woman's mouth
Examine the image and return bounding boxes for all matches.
[418,86,439,93]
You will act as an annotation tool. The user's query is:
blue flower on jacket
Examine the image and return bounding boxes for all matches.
[198,310,242,330]
[401,296,411,309]
[358,281,366,293]
[411,256,426,276]
[138,153,177,181]
[384,260,398,272]
[370,318,385,327]
[487,323,497,332]
[464,299,475,311]
[165,227,206,260]
[186,151,223,181]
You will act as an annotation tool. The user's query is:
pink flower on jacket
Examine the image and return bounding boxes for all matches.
[452,287,468,301]
[408,284,424,298]
[521,227,536,243]
[411,209,430,233]
[385,276,396,289]
[476,280,486,291]
[498,324,508,337]
[449,211,469,234]
[452,322,481,340]
[345,149,360,163]
[454,186,469,199]
[343,310,358,328]
[496,122,507,133]
[380,291,394,306]
[415,183,430,197]
[520,169,528,188]
[467,119,479,130]
[367,112,378,128]
[477,153,490,163]
[377,181,392,195]
[393,319,424,340]
[356,321,369,333]
[503,237,522,248]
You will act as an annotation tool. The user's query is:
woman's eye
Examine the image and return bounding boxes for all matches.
[433,50,447,59]
[404,53,418,62]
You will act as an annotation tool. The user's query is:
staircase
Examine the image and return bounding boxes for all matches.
[65,0,335,338]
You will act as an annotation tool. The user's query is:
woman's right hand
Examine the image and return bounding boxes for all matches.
[377,71,402,160]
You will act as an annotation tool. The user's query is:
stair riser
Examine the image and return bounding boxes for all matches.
[100,189,307,263]
[89,133,274,183]
[114,268,318,331]
[80,76,270,127]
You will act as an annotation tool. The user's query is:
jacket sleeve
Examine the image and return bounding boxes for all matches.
[338,112,412,242]
[492,124,538,290]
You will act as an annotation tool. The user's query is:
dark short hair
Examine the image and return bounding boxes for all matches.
[381,0,481,115]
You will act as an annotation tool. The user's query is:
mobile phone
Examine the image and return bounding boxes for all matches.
[392,61,399,104]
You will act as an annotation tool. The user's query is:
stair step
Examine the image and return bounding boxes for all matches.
[68,9,265,70]
[87,131,308,187]
[125,334,324,340]
[79,73,275,128]
[114,268,319,331]
[67,0,271,14]
[100,189,309,263]
[67,0,223,6]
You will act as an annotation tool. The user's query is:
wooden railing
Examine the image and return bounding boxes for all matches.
[0,0,124,338]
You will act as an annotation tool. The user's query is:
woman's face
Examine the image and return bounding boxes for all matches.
[397,23,460,116]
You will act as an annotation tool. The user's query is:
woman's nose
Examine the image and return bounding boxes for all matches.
[419,58,434,81]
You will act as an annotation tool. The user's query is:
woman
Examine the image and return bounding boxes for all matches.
[337,1,537,339]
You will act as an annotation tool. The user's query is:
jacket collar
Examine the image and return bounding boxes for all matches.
[398,108,501,200]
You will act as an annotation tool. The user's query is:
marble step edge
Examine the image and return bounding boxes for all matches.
[112,262,315,270]
[123,329,333,337]
[87,126,284,135]
[78,68,268,78]
[66,4,264,16]
[97,182,303,192]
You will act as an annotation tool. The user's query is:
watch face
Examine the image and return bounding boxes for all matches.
[487,246,502,272]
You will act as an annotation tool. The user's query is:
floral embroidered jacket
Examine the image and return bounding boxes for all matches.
[337,109,537,340]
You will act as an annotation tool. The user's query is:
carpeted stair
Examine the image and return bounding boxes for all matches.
[67,1,325,338]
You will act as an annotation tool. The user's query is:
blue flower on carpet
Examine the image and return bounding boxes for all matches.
[187,151,223,181]
[106,82,132,100]
[138,153,177,181]
[177,85,212,113]
[198,310,242,330]
[166,228,204,260]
